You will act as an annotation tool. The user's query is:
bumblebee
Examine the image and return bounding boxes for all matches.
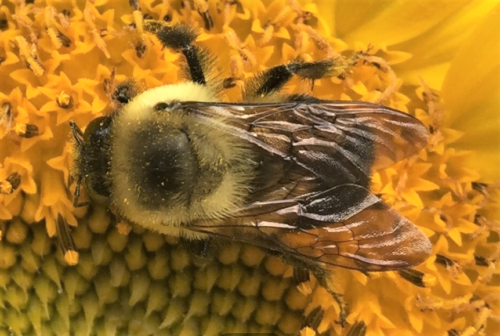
[70,19,432,322]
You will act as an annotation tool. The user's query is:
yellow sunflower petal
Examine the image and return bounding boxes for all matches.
[332,0,473,46]
[441,4,500,182]
[393,0,499,88]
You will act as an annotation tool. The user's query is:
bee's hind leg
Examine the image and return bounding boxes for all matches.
[312,268,348,328]
[243,59,335,102]
[294,269,330,332]
[329,289,347,327]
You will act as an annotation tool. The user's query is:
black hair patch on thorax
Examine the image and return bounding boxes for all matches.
[124,118,228,211]
[128,123,199,209]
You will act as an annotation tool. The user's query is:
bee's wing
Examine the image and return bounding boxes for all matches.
[183,100,429,187]
[190,184,432,271]
[183,101,431,271]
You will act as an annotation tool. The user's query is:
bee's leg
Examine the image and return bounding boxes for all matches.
[329,290,347,327]
[293,266,347,328]
[313,269,348,327]
[243,59,334,102]
[144,20,209,86]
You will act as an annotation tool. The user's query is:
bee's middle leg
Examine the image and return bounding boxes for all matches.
[243,59,335,102]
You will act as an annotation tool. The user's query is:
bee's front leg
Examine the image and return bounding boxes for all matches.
[144,20,209,86]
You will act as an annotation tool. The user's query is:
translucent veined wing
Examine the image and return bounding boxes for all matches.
[190,184,432,271]
[182,100,429,188]
[179,100,431,271]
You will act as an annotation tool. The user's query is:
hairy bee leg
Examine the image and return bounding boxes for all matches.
[314,270,347,327]
[144,20,207,85]
[330,290,347,327]
[243,59,335,101]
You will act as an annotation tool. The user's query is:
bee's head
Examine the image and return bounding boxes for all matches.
[70,116,113,206]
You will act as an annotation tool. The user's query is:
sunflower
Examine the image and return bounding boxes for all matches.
[0,1,498,336]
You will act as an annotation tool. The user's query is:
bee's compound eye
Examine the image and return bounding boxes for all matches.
[154,102,169,111]
[115,92,130,104]
[113,87,132,104]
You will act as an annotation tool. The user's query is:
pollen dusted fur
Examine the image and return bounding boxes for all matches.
[112,82,256,238]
